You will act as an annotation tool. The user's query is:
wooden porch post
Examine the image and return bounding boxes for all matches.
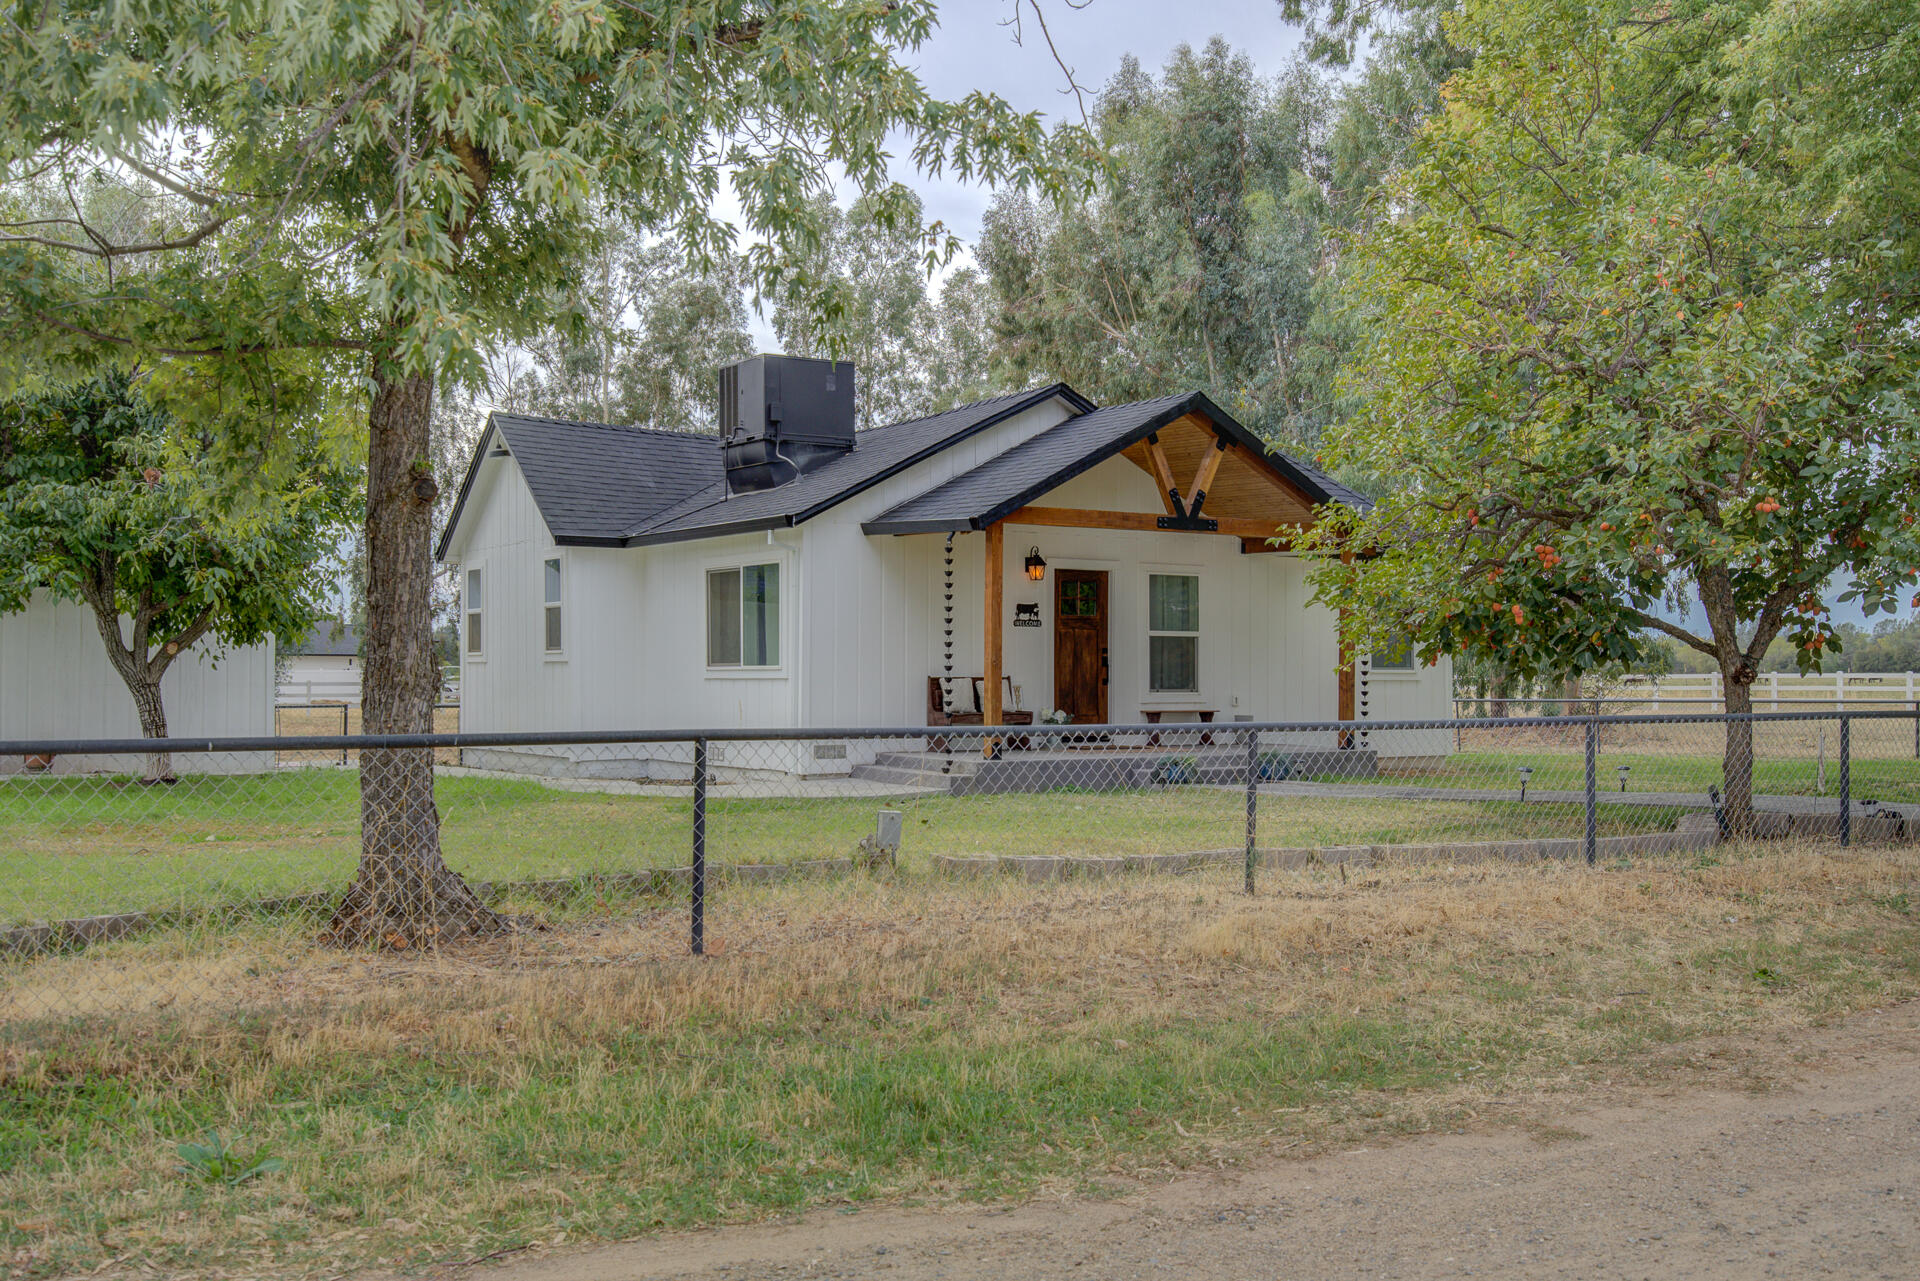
[984,520,1004,729]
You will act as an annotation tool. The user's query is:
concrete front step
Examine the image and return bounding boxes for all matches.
[848,763,960,791]
[873,746,1380,795]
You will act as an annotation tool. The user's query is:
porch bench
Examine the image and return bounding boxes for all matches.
[1141,707,1217,745]
[927,676,1033,750]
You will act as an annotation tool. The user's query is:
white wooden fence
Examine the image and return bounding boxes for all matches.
[1614,671,1920,710]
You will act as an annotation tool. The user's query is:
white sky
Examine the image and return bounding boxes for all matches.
[738,0,1304,347]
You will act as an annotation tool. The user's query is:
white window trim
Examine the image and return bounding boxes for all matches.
[1366,635,1420,678]
[705,559,786,675]
[541,551,568,662]
[463,561,486,663]
[1144,568,1202,700]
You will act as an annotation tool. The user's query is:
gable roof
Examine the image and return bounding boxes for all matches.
[434,384,1364,560]
[436,413,724,558]
[862,391,1369,535]
[436,385,1092,559]
[292,619,360,657]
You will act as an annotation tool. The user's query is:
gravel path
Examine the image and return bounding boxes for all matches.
[460,1004,1920,1281]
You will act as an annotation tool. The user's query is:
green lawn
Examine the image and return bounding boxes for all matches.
[1321,749,1920,803]
[0,769,1679,924]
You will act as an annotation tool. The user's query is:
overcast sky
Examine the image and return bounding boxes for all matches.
[739,0,1304,346]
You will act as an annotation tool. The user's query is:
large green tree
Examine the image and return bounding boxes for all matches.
[771,191,1005,427]
[0,369,353,780]
[979,40,1336,443]
[0,1,1088,945]
[513,225,754,430]
[1298,0,1920,830]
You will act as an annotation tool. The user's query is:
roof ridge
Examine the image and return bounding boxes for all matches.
[491,410,719,440]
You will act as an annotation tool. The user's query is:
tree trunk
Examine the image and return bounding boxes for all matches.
[80,592,179,783]
[128,673,172,783]
[326,360,504,948]
[1720,667,1757,837]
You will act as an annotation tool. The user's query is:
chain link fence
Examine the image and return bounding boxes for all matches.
[3,710,1917,1023]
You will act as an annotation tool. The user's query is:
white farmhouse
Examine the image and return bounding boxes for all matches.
[436,357,1451,778]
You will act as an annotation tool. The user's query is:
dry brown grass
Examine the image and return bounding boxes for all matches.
[3,842,1917,1280]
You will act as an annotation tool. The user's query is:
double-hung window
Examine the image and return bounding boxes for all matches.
[707,563,780,668]
[1147,573,1199,693]
[543,557,564,654]
[464,568,484,657]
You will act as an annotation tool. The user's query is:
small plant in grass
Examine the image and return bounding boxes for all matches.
[175,1130,284,1187]
[1152,756,1201,785]
[1255,751,1294,782]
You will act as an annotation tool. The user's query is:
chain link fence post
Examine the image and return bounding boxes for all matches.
[1584,717,1598,866]
[1839,715,1851,848]
[1244,727,1259,895]
[691,736,707,956]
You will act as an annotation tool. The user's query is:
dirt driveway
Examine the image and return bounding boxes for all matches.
[459,1004,1920,1281]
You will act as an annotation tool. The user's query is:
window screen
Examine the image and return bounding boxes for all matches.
[543,557,563,653]
[465,568,484,656]
[1148,573,1199,693]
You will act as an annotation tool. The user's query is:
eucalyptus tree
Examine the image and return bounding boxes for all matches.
[516,228,753,431]
[979,40,1333,443]
[0,1,1089,945]
[1295,0,1920,832]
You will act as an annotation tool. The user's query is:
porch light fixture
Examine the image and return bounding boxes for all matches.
[1024,547,1047,582]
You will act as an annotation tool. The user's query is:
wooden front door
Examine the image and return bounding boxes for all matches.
[1054,569,1108,723]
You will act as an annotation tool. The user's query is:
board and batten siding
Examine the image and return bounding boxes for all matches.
[0,592,273,772]
[446,448,585,736]
[442,392,1449,762]
[795,443,1452,736]
[796,395,1082,729]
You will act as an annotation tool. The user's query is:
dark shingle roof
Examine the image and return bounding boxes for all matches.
[863,391,1370,534]
[290,619,360,656]
[435,384,1361,559]
[620,385,1092,545]
[500,414,724,544]
[435,414,723,559]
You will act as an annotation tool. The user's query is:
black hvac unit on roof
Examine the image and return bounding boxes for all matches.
[718,355,856,496]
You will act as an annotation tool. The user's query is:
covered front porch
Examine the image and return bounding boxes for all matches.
[862,390,1373,740]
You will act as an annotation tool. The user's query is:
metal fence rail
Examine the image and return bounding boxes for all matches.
[4,710,1918,1023]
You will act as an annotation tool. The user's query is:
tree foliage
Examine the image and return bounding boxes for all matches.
[979,40,1337,443]
[1297,0,1920,826]
[771,192,1007,427]
[0,369,354,774]
[509,226,753,430]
